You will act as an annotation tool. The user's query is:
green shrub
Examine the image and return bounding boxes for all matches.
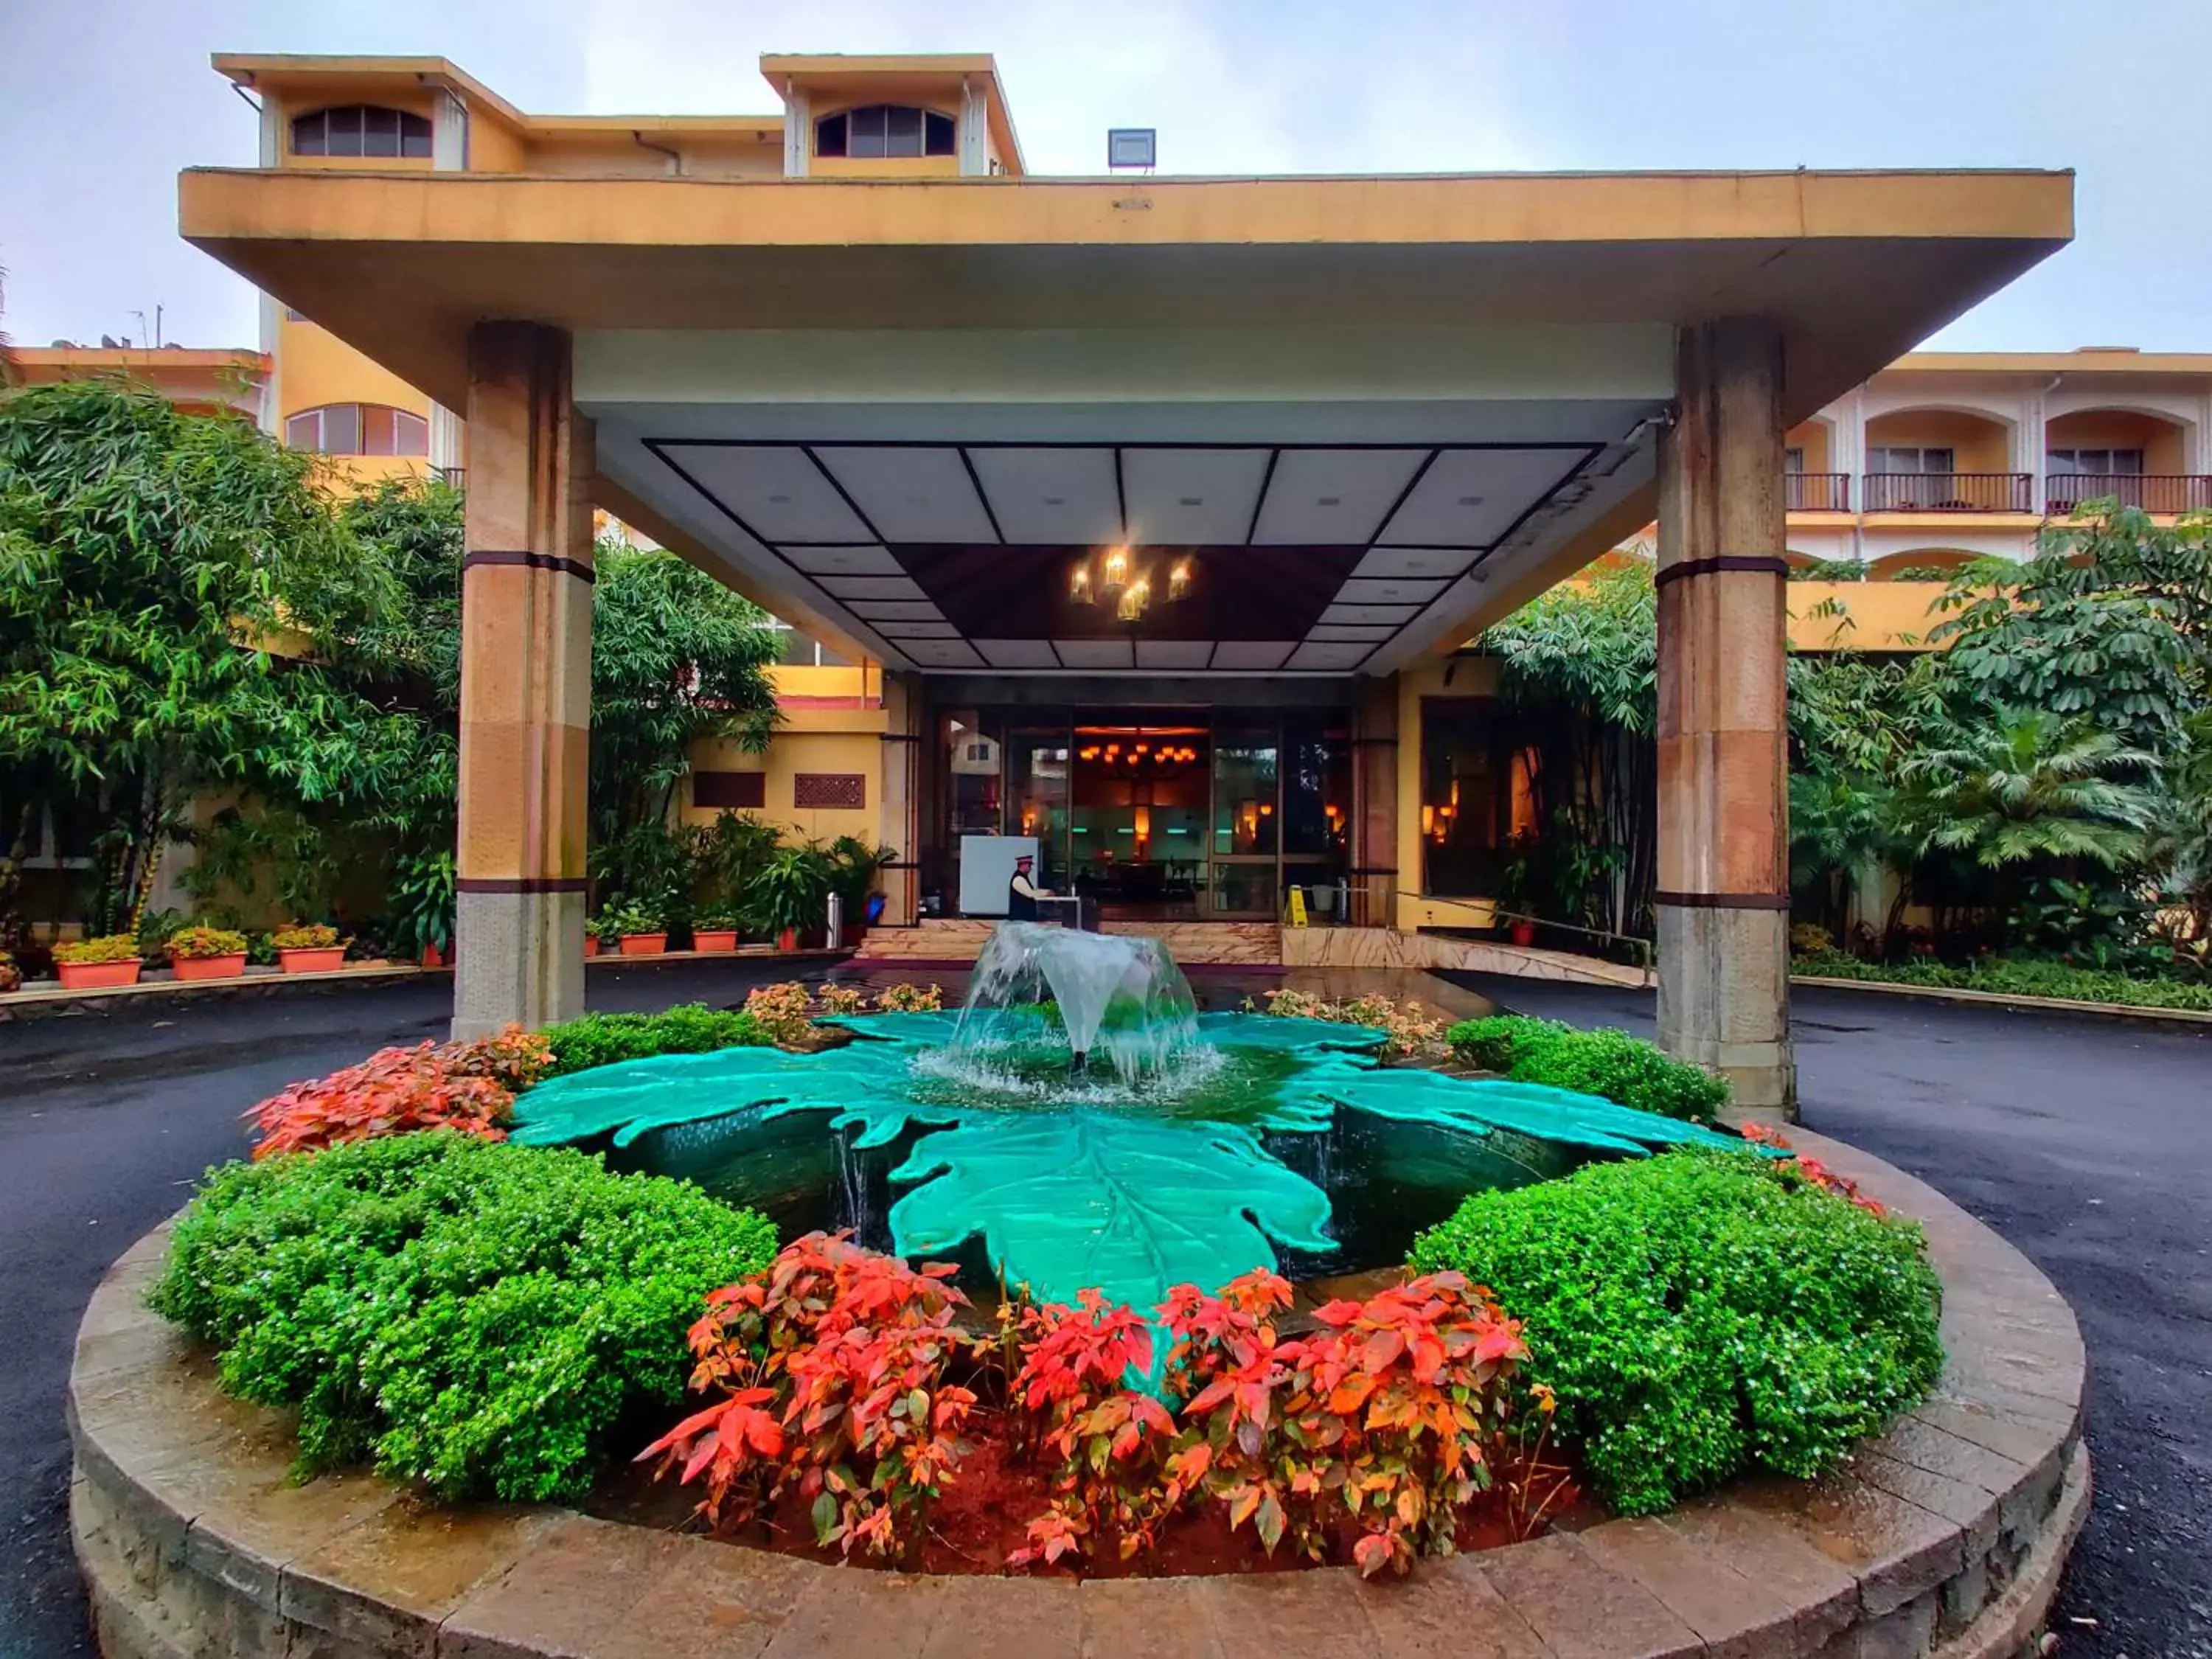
[540,1003,773,1077]
[1411,1152,1942,1515]
[150,1133,776,1501]
[1445,1014,1571,1071]
[1446,1015,1728,1122]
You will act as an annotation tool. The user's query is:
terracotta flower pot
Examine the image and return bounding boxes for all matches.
[584,936,602,958]
[1507,920,1538,948]
[172,953,248,981]
[618,932,668,957]
[58,959,143,991]
[277,947,347,974]
[422,942,450,969]
[776,927,800,953]
[692,929,738,953]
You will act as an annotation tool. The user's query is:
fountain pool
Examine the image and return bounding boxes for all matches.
[511,924,1744,1312]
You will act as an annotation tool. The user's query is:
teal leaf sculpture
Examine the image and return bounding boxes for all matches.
[888,1110,1335,1314]
[507,976,1753,1314]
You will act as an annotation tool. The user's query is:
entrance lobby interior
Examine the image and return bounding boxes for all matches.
[939,706,1353,922]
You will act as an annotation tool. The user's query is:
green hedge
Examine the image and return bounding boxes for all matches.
[1412,1152,1942,1515]
[1793,952,2212,1013]
[540,1003,773,1077]
[1447,1015,1728,1122]
[150,1133,776,1501]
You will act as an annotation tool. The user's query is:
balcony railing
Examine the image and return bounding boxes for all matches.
[2043,473,2212,515]
[1862,472,2032,513]
[1783,471,1851,512]
[436,465,466,491]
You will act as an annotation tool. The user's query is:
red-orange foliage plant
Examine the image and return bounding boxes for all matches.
[640,1232,980,1564]
[1739,1122,1888,1218]
[1164,1267,1526,1576]
[1005,1291,1178,1568]
[244,1026,552,1158]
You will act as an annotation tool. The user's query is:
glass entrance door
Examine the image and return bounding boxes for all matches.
[1208,728,1279,917]
[1069,719,1208,917]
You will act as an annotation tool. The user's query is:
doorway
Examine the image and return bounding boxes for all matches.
[1071,720,1209,917]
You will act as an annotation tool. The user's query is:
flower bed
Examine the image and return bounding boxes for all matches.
[147,998,1949,1596]
[1793,950,2212,1012]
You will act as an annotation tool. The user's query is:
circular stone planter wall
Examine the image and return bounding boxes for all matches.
[69,1130,2090,1659]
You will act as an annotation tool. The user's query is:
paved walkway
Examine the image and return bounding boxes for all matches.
[4,967,2205,1656]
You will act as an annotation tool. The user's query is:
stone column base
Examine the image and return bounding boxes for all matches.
[1658,901,1797,1121]
[453,888,585,1040]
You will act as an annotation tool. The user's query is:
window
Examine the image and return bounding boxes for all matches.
[2046,448,2144,476]
[769,624,850,668]
[1867,447,1955,474]
[1784,446,1806,474]
[292,105,433,159]
[814,105,957,160]
[284,403,428,457]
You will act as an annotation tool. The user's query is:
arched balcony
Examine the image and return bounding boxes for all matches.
[2044,408,2208,514]
[1863,409,2027,512]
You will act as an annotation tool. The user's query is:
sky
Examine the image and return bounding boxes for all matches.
[4,0,2209,355]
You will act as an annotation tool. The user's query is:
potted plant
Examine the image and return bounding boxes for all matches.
[0,951,19,995]
[391,847,455,968]
[165,925,251,981]
[751,844,831,953]
[690,908,742,953]
[52,935,144,991]
[826,836,894,947]
[269,922,349,975]
[1494,844,1539,948]
[603,900,668,956]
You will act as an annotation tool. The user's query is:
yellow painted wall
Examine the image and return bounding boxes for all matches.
[2045,411,2187,474]
[468,115,530,174]
[810,155,962,179]
[1785,419,1832,471]
[521,135,782,179]
[1787,579,1950,650]
[1865,410,2010,475]
[682,706,888,846]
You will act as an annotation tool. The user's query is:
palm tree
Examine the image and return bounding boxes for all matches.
[1789,769,1899,939]
[1896,710,2160,871]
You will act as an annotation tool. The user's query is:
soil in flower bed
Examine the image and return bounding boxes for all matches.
[585,1407,1587,1578]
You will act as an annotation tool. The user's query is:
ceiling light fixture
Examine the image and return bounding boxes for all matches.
[1068,544,1194,628]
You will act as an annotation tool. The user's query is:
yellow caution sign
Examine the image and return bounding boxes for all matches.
[1286,885,1309,928]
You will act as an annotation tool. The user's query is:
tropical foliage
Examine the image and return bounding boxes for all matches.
[0,388,788,953]
[1478,506,2212,982]
[1446,1015,1729,1122]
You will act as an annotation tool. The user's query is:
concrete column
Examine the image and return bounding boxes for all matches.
[1655,318,1796,1120]
[877,669,922,927]
[1351,675,1399,929]
[453,323,595,1039]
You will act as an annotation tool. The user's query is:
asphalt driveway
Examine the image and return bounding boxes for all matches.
[3,967,2205,1657]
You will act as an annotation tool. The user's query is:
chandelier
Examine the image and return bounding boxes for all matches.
[1068,546,1193,623]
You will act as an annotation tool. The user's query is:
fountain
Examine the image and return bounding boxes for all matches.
[952,921,1200,1083]
[511,922,1747,1313]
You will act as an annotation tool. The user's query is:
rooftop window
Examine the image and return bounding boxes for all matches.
[814,105,956,161]
[292,105,432,159]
